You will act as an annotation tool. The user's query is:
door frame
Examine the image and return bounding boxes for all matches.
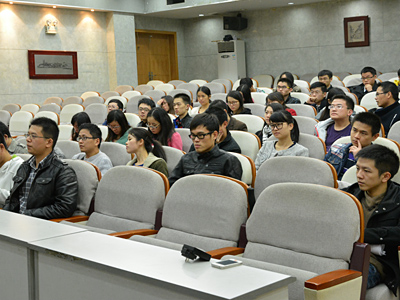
[135,29,179,83]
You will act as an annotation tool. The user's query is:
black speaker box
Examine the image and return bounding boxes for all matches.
[223,16,248,31]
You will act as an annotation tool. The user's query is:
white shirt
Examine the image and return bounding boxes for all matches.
[0,155,24,206]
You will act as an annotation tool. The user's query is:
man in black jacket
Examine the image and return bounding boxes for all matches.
[343,144,400,295]
[350,66,378,102]
[168,113,242,186]
[4,117,78,219]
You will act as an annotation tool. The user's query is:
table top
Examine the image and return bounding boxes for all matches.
[30,231,295,299]
[0,210,86,246]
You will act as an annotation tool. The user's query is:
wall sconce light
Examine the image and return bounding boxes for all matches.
[45,19,58,34]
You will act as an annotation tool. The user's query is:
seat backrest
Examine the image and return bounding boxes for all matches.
[82,96,104,108]
[155,83,175,94]
[126,95,151,114]
[56,140,80,158]
[334,72,351,81]
[210,92,227,102]
[344,92,359,105]
[243,103,265,118]
[0,110,12,127]
[97,125,109,141]
[147,80,165,87]
[230,130,261,161]
[34,111,60,125]
[174,128,192,153]
[168,89,193,101]
[135,84,154,94]
[332,83,349,92]
[59,104,84,124]
[254,156,337,199]
[333,136,400,156]
[39,103,61,114]
[101,91,121,99]
[58,124,73,141]
[387,122,400,145]
[20,104,40,115]
[189,79,208,86]
[121,91,142,99]
[203,82,226,94]
[212,79,232,91]
[293,80,310,92]
[253,75,274,88]
[177,83,199,102]
[293,116,318,135]
[115,85,133,94]
[105,96,128,109]
[360,92,378,110]
[43,97,63,106]
[87,166,168,232]
[85,103,107,125]
[144,90,166,103]
[270,133,326,159]
[343,74,362,86]
[286,104,316,118]
[232,79,240,90]
[251,92,267,105]
[246,182,362,276]
[62,96,83,107]
[229,152,256,187]
[64,159,101,215]
[124,113,141,127]
[290,92,310,104]
[80,91,100,100]
[9,111,34,136]
[168,80,186,87]
[100,142,131,166]
[378,72,397,82]
[162,146,183,175]
[232,115,264,135]
[2,103,21,115]
[257,87,273,94]
[353,105,367,114]
[157,174,248,251]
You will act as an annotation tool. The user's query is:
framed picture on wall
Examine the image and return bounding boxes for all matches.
[28,50,78,79]
[344,16,369,48]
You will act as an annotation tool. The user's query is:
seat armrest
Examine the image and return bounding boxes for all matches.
[349,242,370,300]
[305,269,361,290]
[207,247,244,259]
[109,229,158,239]
[50,215,89,223]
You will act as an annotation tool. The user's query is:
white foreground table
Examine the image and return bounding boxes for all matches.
[30,231,295,300]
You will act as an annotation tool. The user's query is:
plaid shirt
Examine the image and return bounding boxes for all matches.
[19,155,49,214]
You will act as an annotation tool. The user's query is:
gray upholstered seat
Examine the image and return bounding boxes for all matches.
[130,174,248,252]
[134,84,154,94]
[243,103,265,118]
[115,85,133,94]
[293,116,318,135]
[62,96,83,107]
[230,130,261,162]
[82,96,104,108]
[39,103,62,114]
[43,97,63,106]
[56,140,80,159]
[100,142,131,166]
[286,104,316,118]
[2,103,21,115]
[85,103,107,125]
[125,95,151,114]
[144,90,166,103]
[167,89,193,101]
[174,128,192,153]
[162,146,183,176]
[0,110,12,127]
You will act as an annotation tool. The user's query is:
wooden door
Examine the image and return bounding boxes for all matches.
[136,30,179,85]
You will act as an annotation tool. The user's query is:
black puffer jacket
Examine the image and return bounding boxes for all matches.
[4,151,78,219]
[168,146,242,186]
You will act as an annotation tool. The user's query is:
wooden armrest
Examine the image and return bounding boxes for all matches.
[305,269,361,291]
[109,229,158,239]
[50,215,89,223]
[207,247,244,259]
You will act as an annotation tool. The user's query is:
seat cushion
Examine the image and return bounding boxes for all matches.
[130,235,183,251]
[87,212,154,232]
[60,220,115,235]
[366,284,399,300]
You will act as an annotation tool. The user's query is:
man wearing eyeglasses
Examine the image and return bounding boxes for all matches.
[276,78,300,104]
[370,81,400,135]
[168,113,242,186]
[72,123,112,176]
[137,98,156,127]
[3,117,78,219]
[350,66,378,101]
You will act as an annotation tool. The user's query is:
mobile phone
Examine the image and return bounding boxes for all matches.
[211,259,242,269]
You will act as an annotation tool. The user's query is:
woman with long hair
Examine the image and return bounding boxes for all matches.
[226,91,252,115]
[147,107,182,150]
[266,92,297,116]
[236,84,253,103]
[105,110,131,144]
[157,95,175,114]
[190,86,211,115]
[126,127,168,177]
[254,110,309,170]
[71,112,91,141]
[257,102,285,144]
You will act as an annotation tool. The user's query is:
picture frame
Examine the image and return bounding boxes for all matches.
[28,50,78,79]
[344,16,369,48]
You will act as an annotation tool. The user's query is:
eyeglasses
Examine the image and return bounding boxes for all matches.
[227,101,239,105]
[375,92,387,96]
[269,123,285,130]
[276,85,289,90]
[328,104,347,110]
[138,107,150,112]
[147,124,160,129]
[189,132,213,140]
[77,136,97,142]
[361,76,374,80]
[107,125,121,130]
[24,133,48,140]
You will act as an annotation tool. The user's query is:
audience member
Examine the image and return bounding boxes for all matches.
[126,127,168,177]
[72,123,113,176]
[315,95,354,152]
[255,110,309,171]
[0,121,28,154]
[102,99,124,126]
[266,92,297,116]
[137,98,155,127]
[0,133,24,207]
[240,77,260,93]
[305,82,328,118]
[318,69,333,94]
[276,78,301,104]
[236,84,253,103]
[324,112,380,180]
[209,100,248,131]
[370,81,400,135]
[105,110,131,145]
[350,66,378,101]
[3,117,78,219]
[168,113,242,186]
[256,102,285,145]
[342,145,400,294]
[71,112,91,141]
[147,107,182,150]
[275,72,302,93]
[226,91,252,115]
[157,95,175,114]
[395,68,400,92]
[318,88,346,121]
[190,86,211,115]
[173,93,192,128]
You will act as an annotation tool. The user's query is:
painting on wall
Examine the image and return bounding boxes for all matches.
[28,50,78,79]
[344,16,369,48]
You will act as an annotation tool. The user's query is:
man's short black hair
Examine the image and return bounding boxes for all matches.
[240,77,253,88]
[30,117,59,149]
[108,99,123,110]
[310,81,327,93]
[352,112,381,136]
[205,107,228,126]
[0,121,11,138]
[378,81,399,101]
[318,70,333,79]
[189,113,219,133]
[209,99,228,111]
[173,93,191,106]
[78,123,102,148]
[356,144,399,177]
[138,98,155,109]
[361,66,377,76]
[277,77,293,89]
[331,94,355,110]
[0,131,8,151]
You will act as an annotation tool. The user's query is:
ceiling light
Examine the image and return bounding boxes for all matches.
[9,1,13,4]
[53,5,56,8]
[199,14,204,17]
[288,2,294,4]
[91,9,94,12]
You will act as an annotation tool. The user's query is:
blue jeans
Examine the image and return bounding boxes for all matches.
[367,264,381,289]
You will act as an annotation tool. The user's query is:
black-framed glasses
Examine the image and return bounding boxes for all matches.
[77,136,97,142]
[189,132,213,140]
[24,133,48,140]
[269,123,284,130]
[138,107,151,112]
[375,92,387,96]
[147,124,160,129]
